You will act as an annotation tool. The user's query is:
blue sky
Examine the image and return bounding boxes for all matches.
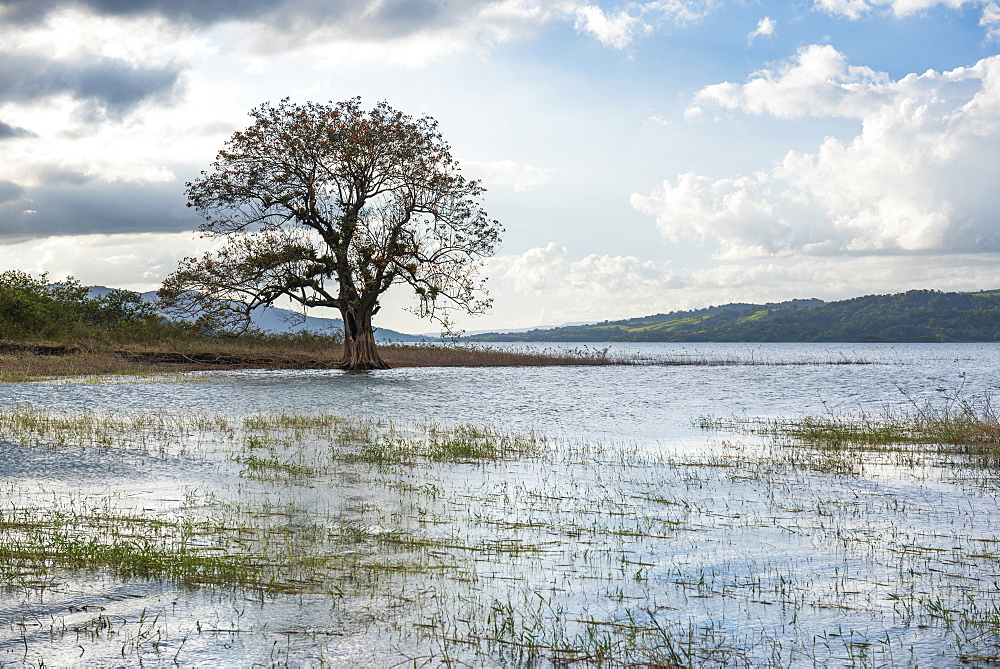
[1,0,998,333]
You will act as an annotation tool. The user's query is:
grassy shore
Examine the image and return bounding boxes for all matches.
[0,336,881,382]
[0,338,637,382]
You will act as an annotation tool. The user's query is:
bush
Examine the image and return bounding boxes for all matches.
[0,271,161,342]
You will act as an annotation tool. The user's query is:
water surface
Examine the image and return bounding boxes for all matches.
[0,342,998,666]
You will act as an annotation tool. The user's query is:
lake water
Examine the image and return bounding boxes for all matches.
[1,342,999,666]
[5,342,996,444]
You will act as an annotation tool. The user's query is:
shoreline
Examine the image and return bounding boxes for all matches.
[0,340,630,382]
[0,339,887,382]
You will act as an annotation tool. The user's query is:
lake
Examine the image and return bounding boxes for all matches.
[1,342,998,666]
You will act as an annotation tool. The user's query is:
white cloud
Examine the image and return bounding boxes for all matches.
[690,44,891,119]
[574,5,649,49]
[676,255,1000,307]
[462,160,554,191]
[815,0,977,19]
[0,232,222,292]
[631,173,790,259]
[481,242,682,325]
[813,0,1000,37]
[642,0,718,24]
[641,49,1000,259]
[459,244,1000,330]
[747,16,776,42]
[570,1,719,50]
[255,1,708,65]
[0,6,215,66]
[983,0,1000,39]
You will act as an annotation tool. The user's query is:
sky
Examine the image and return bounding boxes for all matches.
[1,0,999,334]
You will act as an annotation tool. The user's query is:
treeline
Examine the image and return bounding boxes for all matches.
[468,290,1000,343]
[0,271,164,343]
[0,271,342,347]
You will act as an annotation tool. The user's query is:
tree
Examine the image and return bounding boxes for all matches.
[158,97,502,370]
[0,271,159,341]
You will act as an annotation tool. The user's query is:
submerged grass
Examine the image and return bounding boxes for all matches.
[3,401,1000,665]
[704,390,1000,457]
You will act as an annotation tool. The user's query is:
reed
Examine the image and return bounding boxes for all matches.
[705,391,1000,458]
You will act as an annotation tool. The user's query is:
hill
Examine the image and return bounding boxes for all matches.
[466,290,1000,343]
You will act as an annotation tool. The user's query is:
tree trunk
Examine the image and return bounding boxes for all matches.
[340,305,389,371]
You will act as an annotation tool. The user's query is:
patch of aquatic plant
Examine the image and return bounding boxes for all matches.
[233,453,322,481]
[355,424,543,465]
[0,498,308,593]
[702,392,1000,461]
[4,405,1000,665]
[436,602,752,666]
[0,405,195,452]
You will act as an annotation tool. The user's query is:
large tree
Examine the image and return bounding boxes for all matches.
[159,97,502,370]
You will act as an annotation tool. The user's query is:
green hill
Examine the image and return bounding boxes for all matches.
[468,290,1000,343]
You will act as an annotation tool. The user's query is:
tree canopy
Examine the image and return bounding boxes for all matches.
[159,97,502,369]
[0,270,157,341]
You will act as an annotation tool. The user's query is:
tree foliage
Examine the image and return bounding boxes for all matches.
[0,271,158,341]
[158,97,502,369]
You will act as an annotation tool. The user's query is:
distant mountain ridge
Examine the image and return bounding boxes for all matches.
[466,290,1000,343]
[86,286,427,343]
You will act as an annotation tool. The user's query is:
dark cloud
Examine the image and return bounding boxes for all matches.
[0,180,201,241]
[364,0,447,38]
[1,0,496,38]
[0,54,182,116]
[0,0,275,25]
[0,181,23,203]
[0,120,35,139]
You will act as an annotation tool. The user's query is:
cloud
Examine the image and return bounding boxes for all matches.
[0,120,34,139]
[463,160,554,191]
[813,0,978,19]
[574,5,649,49]
[639,48,1000,258]
[571,0,717,48]
[0,8,192,122]
[494,243,678,299]
[642,0,718,24]
[0,180,200,242]
[2,1,559,49]
[0,0,275,25]
[2,1,720,61]
[676,255,1000,305]
[631,173,792,258]
[0,54,182,117]
[983,0,1000,39]
[812,0,1000,38]
[688,44,891,119]
[475,243,1000,329]
[747,16,775,42]
[0,181,23,203]
[481,242,684,324]
[0,231,226,292]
